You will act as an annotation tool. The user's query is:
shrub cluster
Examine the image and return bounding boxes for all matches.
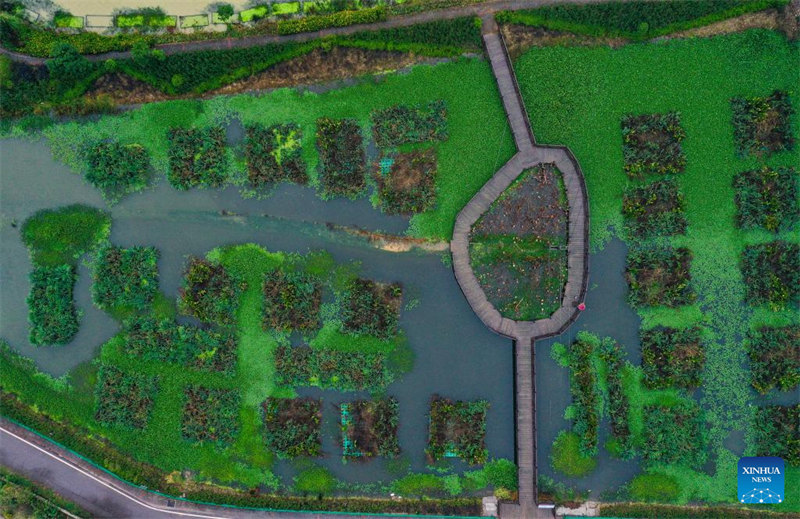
[731,90,795,157]
[27,265,79,345]
[733,166,798,232]
[641,401,706,468]
[752,404,799,466]
[375,148,437,215]
[342,397,400,458]
[340,278,402,339]
[83,140,151,201]
[181,385,240,446]
[167,127,228,190]
[565,335,602,457]
[94,364,158,429]
[747,326,799,394]
[371,100,448,148]
[91,245,159,311]
[741,241,800,309]
[179,258,244,325]
[244,123,307,188]
[625,246,694,307]
[426,396,489,465]
[598,339,634,459]
[262,397,322,458]
[262,269,322,332]
[641,327,705,390]
[315,118,367,198]
[274,345,393,392]
[125,317,237,374]
[621,178,686,238]
[621,112,686,178]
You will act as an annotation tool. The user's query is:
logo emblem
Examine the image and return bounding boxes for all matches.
[738,457,784,504]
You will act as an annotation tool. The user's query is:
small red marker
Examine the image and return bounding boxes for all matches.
[577,303,586,311]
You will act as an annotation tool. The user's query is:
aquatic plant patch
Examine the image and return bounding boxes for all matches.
[375,148,437,215]
[370,100,448,147]
[621,178,687,239]
[244,123,307,188]
[20,205,111,267]
[621,112,686,178]
[262,397,322,458]
[181,385,240,446]
[83,140,150,201]
[274,345,393,392]
[426,396,489,465]
[550,430,596,478]
[166,127,228,190]
[124,317,237,375]
[641,326,705,390]
[625,246,694,308]
[752,404,799,466]
[340,279,402,339]
[747,326,799,394]
[262,270,322,332]
[598,339,634,459]
[741,241,800,309]
[179,258,245,326]
[91,245,159,311]
[731,90,795,157]
[342,397,400,459]
[27,265,79,345]
[733,166,799,232]
[563,334,602,457]
[315,118,366,198]
[641,401,706,468]
[94,365,157,429]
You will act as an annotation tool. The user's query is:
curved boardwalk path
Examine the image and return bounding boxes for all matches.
[450,16,589,519]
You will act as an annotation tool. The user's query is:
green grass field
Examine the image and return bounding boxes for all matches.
[515,29,799,511]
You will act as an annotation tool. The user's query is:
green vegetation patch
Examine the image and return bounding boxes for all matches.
[21,205,110,267]
[340,278,402,339]
[53,11,84,29]
[562,333,602,457]
[0,466,90,518]
[629,472,681,502]
[239,5,269,23]
[315,117,367,199]
[181,385,240,446]
[274,345,393,392]
[245,123,307,188]
[426,396,489,465]
[622,178,687,239]
[179,257,245,326]
[747,325,799,394]
[83,140,151,202]
[262,270,322,333]
[641,401,706,468]
[371,100,448,148]
[733,166,799,232]
[94,364,158,429]
[599,339,634,459]
[752,404,799,466]
[342,397,400,459]
[116,8,176,28]
[550,430,597,478]
[27,265,79,345]
[375,148,437,215]
[731,90,795,158]
[625,246,694,308]
[469,164,568,321]
[741,241,800,309]
[641,327,705,390]
[91,245,159,311]
[621,112,686,179]
[167,127,228,190]
[262,397,322,458]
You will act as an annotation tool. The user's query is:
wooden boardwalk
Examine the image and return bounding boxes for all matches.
[450,19,589,519]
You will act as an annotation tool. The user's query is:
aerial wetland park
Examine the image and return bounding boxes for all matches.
[0,0,797,517]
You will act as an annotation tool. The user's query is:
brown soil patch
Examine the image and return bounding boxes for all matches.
[500,24,625,58]
[663,9,782,39]
[84,72,168,105]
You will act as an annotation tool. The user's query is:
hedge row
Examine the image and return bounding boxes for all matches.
[600,502,798,519]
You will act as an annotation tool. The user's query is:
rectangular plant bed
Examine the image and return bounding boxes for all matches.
[731,90,795,157]
[752,404,799,466]
[641,401,706,468]
[272,2,301,15]
[733,166,799,232]
[27,265,79,346]
[180,14,210,28]
[340,278,402,339]
[262,270,322,332]
[621,112,686,178]
[371,100,448,147]
[316,118,367,198]
[167,127,228,190]
[83,140,151,202]
[641,326,704,390]
[274,345,393,392]
[262,397,322,458]
[747,326,799,394]
[91,246,159,311]
[741,241,800,309]
[375,148,437,215]
[625,246,694,308]
[245,123,307,188]
[179,257,244,325]
[181,386,240,446]
[239,5,269,22]
[54,13,84,28]
[622,178,686,238]
[94,365,158,429]
[426,396,489,465]
[341,397,400,459]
